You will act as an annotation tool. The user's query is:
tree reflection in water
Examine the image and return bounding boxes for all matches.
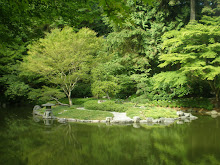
[0,116,220,165]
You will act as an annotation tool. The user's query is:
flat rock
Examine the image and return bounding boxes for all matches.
[210,110,218,115]
[67,118,77,122]
[176,111,184,116]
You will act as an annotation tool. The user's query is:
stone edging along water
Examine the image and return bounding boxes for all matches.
[33,106,199,125]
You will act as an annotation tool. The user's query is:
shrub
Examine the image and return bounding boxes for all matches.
[84,100,128,112]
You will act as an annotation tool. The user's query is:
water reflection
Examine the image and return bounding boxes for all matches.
[0,115,220,165]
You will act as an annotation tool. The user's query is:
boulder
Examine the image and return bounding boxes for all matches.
[152,119,160,123]
[100,120,106,123]
[210,110,218,115]
[58,118,67,123]
[146,117,153,123]
[91,120,100,123]
[33,105,41,111]
[183,113,191,117]
[159,118,166,123]
[206,111,212,115]
[179,116,187,120]
[106,117,113,122]
[133,116,141,123]
[67,118,77,122]
[189,115,198,120]
[98,100,107,104]
[176,111,184,116]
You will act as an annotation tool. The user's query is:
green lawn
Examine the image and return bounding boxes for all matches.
[126,107,178,119]
[38,98,178,120]
[39,105,113,120]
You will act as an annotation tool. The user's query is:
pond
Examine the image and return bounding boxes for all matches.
[0,106,220,165]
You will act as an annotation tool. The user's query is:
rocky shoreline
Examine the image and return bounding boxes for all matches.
[33,106,199,125]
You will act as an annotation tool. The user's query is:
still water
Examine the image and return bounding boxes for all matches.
[0,107,220,165]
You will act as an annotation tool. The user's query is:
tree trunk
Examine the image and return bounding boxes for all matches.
[106,92,110,100]
[51,97,69,106]
[190,0,196,21]
[68,92,73,106]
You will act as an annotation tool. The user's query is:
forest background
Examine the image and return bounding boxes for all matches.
[0,0,219,108]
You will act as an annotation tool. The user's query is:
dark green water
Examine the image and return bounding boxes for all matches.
[1,107,220,165]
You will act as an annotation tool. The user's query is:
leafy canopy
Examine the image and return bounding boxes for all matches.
[159,17,220,101]
[22,27,103,105]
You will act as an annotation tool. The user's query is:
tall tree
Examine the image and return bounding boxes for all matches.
[159,19,220,103]
[21,27,103,105]
[190,0,196,21]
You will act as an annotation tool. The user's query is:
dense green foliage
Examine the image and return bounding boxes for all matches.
[0,0,219,109]
[84,100,128,112]
[126,107,178,119]
[21,27,103,105]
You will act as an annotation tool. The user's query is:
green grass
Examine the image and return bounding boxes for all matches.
[126,107,178,119]
[38,105,113,120]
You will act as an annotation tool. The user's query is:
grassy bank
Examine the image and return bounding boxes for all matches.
[126,107,178,119]
[38,97,213,120]
[38,104,113,120]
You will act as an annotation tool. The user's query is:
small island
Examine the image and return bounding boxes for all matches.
[32,98,213,126]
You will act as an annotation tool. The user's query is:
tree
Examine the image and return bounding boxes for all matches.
[159,18,220,103]
[22,27,103,105]
[190,0,196,21]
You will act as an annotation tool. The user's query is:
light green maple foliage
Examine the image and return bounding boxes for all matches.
[22,27,103,105]
[160,17,220,102]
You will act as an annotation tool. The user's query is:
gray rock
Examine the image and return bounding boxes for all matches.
[176,111,184,116]
[67,118,77,122]
[179,116,187,120]
[91,120,100,123]
[159,118,166,122]
[110,120,120,124]
[33,105,41,111]
[210,110,218,115]
[189,115,198,120]
[106,117,113,122]
[98,100,107,104]
[146,117,153,123]
[183,113,191,117]
[152,119,160,123]
[82,120,92,123]
[206,111,212,115]
[58,118,67,123]
[133,116,141,123]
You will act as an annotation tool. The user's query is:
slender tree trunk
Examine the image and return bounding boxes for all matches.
[190,0,196,21]
[51,97,69,106]
[106,92,110,100]
[68,92,73,106]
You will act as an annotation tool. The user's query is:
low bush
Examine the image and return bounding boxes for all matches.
[126,107,178,119]
[132,97,214,110]
[84,100,128,112]
[72,98,95,105]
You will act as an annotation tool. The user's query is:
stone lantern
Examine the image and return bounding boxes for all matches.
[42,103,55,119]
